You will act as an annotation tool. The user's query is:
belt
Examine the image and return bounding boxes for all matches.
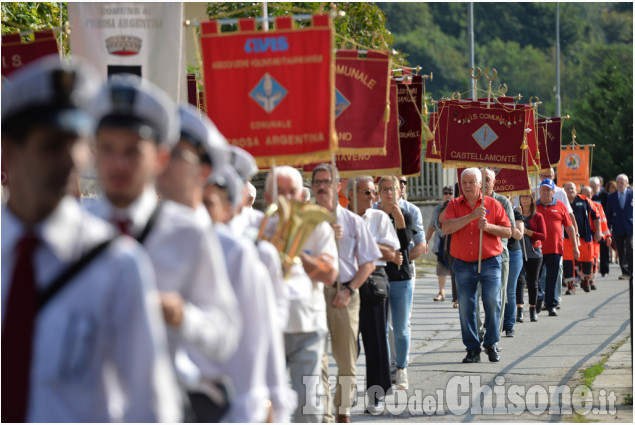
[456,255,498,265]
[374,266,384,272]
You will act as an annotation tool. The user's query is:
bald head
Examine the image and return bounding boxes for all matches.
[564,182,578,202]
[580,186,593,198]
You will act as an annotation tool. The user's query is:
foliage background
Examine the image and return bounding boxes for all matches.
[2,2,631,181]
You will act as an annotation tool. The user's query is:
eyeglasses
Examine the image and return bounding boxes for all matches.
[359,189,377,196]
[312,179,332,186]
[443,191,453,195]
[399,180,407,185]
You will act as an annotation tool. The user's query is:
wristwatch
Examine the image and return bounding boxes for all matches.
[343,285,354,296]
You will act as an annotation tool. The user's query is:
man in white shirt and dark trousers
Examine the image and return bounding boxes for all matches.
[1,56,180,422]
[347,177,401,415]
[86,75,241,418]
[313,164,381,423]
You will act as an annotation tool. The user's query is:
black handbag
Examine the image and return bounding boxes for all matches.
[359,269,389,305]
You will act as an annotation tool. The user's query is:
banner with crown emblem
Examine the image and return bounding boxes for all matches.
[537,117,563,168]
[200,15,335,168]
[303,83,401,177]
[438,99,526,170]
[334,50,390,155]
[395,76,423,176]
[68,3,184,101]
[1,30,59,78]
[557,144,590,189]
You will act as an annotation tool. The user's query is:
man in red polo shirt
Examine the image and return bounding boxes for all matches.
[536,179,579,316]
[443,168,512,363]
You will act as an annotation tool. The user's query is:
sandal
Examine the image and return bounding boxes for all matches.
[453,301,459,309]
[433,292,445,302]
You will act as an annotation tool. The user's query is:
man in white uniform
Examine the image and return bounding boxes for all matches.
[264,165,339,422]
[1,56,180,422]
[86,75,241,414]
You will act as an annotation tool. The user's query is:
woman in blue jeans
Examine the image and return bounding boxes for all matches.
[503,207,525,336]
[377,176,415,391]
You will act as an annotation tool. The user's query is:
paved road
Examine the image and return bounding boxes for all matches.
[323,262,633,422]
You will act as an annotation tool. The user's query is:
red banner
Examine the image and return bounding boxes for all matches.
[537,117,563,169]
[395,76,423,176]
[303,84,401,177]
[200,15,335,168]
[424,111,442,163]
[457,165,531,197]
[334,50,390,155]
[557,145,591,189]
[2,31,59,77]
[439,99,526,170]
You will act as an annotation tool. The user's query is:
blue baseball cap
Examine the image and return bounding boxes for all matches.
[540,178,555,190]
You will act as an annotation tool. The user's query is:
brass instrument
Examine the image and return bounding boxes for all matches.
[259,196,334,278]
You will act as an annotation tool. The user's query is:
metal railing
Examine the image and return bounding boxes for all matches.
[407,161,458,202]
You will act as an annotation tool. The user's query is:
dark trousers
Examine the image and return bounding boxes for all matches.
[614,234,633,276]
[599,240,610,275]
[542,254,562,310]
[517,257,543,306]
[449,255,457,302]
[358,277,391,402]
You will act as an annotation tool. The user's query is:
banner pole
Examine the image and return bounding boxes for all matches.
[331,154,341,292]
[478,168,484,274]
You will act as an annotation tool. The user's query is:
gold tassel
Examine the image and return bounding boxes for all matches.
[431,140,438,155]
[424,122,434,142]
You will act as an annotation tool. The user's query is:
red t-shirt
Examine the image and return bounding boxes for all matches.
[445,195,511,262]
[536,200,572,255]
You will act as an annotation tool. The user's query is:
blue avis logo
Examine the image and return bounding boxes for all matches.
[244,36,289,53]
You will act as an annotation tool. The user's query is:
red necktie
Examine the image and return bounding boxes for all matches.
[2,233,39,422]
[115,218,133,237]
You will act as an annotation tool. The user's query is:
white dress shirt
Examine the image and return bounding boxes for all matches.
[86,189,241,371]
[335,205,382,282]
[361,208,400,266]
[2,197,180,422]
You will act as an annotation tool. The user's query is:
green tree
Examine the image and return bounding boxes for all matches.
[206,2,405,65]
[563,57,633,181]
[1,2,66,35]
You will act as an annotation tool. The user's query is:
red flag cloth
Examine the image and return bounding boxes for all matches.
[439,99,526,170]
[2,31,59,77]
[537,117,563,168]
[558,145,591,189]
[395,76,423,176]
[187,73,197,108]
[200,15,335,168]
[524,107,540,173]
[424,111,442,163]
[1,234,39,422]
[334,50,390,155]
[303,84,401,177]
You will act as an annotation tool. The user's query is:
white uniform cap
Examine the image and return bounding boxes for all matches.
[177,103,229,168]
[91,73,178,147]
[1,54,99,137]
[208,165,244,212]
[247,182,256,200]
[228,145,258,182]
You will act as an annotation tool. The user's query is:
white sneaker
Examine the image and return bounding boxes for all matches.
[366,398,385,415]
[394,368,408,390]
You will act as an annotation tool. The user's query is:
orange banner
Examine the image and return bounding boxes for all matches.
[557,145,591,188]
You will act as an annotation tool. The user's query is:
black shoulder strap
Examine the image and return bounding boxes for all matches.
[37,237,116,312]
[137,201,162,245]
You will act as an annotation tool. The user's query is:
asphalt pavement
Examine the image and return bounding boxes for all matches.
[323,262,633,422]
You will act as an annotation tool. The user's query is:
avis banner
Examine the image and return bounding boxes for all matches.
[537,117,563,169]
[2,31,59,77]
[396,76,423,176]
[334,50,390,155]
[68,2,184,101]
[200,15,335,168]
[438,99,527,170]
[303,83,401,177]
[558,144,591,189]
